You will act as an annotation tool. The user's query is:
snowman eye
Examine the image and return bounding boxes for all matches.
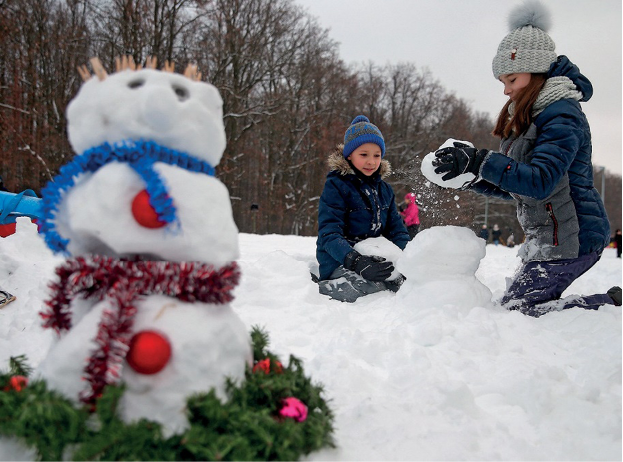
[128,79,145,89]
[173,85,189,101]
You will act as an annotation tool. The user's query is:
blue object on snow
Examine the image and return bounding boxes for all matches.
[0,189,42,224]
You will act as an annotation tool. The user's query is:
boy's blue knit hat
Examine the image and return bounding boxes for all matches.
[343,115,385,158]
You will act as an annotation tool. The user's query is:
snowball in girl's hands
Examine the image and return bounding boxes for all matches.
[421,138,476,189]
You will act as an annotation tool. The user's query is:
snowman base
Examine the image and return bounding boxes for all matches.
[0,328,335,461]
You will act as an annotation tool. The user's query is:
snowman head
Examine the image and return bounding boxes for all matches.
[67,57,226,167]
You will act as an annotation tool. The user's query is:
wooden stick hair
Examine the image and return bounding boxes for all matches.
[145,56,157,69]
[89,57,107,81]
[77,56,202,82]
[183,63,202,82]
[163,61,175,73]
[77,65,91,82]
[115,55,137,72]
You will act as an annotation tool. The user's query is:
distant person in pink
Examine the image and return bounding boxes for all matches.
[400,192,420,239]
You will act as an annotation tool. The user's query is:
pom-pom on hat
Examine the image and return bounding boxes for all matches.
[492,1,557,79]
[343,115,385,158]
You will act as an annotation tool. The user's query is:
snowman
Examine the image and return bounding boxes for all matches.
[395,226,492,309]
[413,140,493,308]
[34,56,252,436]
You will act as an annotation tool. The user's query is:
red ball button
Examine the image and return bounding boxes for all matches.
[126,330,172,375]
[131,190,167,228]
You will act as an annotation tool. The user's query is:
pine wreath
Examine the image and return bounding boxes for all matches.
[0,328,335,461]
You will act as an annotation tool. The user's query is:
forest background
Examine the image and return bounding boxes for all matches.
[1,0,621,242]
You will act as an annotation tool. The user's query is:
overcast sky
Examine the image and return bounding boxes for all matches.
[295,0,622,175]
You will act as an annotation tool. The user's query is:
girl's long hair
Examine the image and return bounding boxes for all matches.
[493,73,547,139]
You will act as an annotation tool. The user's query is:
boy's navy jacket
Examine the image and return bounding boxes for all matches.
[316,147,409,280]
[472,56,610,261]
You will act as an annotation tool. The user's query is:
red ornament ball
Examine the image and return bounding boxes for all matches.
[131,190,167,228]
[3,375,28,392]
[252,358,283,374]
[126,330,172,375]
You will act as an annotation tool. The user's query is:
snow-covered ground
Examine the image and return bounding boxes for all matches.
[1,220,621,461]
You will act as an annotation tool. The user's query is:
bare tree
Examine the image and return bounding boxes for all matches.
[191,0,353,234]
[0,0,89,191]
[1,0,616,241]
[86,0,204,68]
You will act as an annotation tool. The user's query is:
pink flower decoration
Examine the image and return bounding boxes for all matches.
[279,397,308,422]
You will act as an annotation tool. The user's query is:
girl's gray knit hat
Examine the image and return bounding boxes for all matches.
[492,1,557,79]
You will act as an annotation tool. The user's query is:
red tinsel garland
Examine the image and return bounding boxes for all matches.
[40,256,240,406]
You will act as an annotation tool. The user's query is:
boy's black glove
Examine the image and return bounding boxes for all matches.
[344,250,394,282]
[433,142,489,181]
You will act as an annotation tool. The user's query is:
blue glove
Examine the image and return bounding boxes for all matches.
[433,142,489,181]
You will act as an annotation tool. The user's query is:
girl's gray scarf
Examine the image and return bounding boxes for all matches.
[509,76,583,118]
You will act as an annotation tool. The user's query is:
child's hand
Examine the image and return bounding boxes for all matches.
[433,142,488,181]
[344,251,394,282]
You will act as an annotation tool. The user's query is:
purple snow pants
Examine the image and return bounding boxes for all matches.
[500,251,614,317]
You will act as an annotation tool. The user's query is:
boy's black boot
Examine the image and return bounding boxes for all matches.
[607,286,622,306]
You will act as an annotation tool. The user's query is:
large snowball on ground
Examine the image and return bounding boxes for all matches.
[354,236,403,281]
[35,295,252,437]
[396,226,492,308]
[421,138,476,189]
[67,69,226,167]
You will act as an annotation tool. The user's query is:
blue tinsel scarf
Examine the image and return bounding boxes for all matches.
[40,140,216,254]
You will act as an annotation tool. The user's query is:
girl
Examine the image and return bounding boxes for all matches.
[316,115,409,302]
[432,2,621,316]
[400,192,420,239]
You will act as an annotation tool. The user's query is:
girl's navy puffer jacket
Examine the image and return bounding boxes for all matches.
[472,56,610,261]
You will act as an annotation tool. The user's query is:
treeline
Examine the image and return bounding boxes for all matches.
[1,0,620,240]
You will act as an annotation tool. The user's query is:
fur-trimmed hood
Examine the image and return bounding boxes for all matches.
[328,144,392,178]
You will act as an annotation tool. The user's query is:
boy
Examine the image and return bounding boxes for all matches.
[316,115,409,302]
